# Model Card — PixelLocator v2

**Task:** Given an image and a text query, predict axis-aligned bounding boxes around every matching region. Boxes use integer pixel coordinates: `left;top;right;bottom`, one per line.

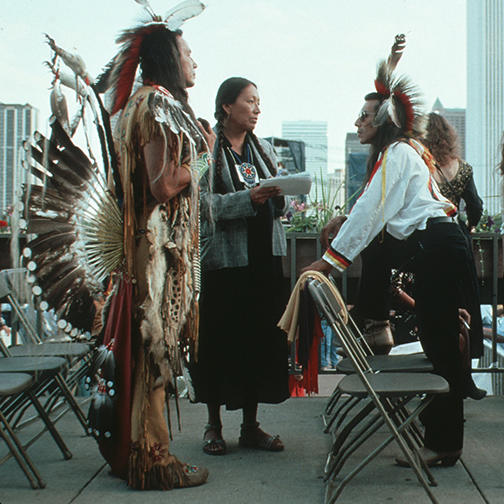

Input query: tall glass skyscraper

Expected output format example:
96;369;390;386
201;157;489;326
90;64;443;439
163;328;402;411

466;0;504;216
0;102;38;214
281;120;328;200
281;120;328;179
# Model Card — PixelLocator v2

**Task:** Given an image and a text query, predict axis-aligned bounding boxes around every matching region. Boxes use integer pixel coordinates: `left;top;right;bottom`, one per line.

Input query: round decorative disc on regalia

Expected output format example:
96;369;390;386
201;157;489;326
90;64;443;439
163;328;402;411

238;162;258;188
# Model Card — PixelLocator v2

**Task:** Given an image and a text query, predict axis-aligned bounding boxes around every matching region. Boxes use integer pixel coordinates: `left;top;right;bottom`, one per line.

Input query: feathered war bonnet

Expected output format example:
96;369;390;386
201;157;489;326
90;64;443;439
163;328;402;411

97;0;205;115
372;59;425;138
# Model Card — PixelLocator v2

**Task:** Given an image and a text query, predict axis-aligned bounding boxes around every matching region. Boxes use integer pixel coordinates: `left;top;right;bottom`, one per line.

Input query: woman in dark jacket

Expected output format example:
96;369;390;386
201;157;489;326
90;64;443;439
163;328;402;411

190;77;290;455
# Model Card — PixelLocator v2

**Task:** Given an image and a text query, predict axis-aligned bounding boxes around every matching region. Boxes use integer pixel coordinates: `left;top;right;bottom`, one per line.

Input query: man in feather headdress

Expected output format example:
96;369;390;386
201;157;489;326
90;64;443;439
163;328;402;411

304;38;479;466
91;0;215;490
319;35;409;355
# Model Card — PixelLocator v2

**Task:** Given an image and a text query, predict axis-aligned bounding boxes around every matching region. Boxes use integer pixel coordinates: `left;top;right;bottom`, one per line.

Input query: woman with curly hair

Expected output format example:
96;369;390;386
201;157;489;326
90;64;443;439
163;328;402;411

425;113;483;232
424;112;485;400
190;77;290;456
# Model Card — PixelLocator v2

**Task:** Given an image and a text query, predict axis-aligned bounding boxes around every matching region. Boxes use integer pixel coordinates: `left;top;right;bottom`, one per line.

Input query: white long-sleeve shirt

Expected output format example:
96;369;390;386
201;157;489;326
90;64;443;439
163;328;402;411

323;139;457;271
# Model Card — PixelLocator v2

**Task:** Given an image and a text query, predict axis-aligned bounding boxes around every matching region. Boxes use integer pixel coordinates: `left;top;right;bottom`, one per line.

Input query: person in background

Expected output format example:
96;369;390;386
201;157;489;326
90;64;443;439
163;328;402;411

0;316;11;348
424;112;485;400
320;320;340;371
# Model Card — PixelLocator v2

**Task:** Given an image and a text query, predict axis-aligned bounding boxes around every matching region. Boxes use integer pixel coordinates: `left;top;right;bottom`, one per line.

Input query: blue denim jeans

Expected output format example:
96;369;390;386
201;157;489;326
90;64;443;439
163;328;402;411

320;319;340;368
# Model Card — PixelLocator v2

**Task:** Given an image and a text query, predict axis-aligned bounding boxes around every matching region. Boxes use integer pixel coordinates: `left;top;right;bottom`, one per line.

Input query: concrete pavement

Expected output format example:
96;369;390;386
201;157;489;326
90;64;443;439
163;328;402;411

1;375;502;504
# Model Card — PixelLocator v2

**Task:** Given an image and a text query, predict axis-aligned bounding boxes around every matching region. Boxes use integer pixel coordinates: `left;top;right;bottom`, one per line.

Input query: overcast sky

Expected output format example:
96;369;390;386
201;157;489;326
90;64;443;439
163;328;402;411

0;0;466;171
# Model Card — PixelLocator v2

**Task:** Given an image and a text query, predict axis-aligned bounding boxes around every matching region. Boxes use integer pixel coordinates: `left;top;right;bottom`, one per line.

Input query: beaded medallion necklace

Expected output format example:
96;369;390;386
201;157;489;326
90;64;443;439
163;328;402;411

227;143;259;188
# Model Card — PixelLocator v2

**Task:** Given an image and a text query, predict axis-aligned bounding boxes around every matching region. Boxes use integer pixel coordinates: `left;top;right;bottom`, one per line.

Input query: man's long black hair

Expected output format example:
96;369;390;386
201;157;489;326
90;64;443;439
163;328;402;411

139;28;188;107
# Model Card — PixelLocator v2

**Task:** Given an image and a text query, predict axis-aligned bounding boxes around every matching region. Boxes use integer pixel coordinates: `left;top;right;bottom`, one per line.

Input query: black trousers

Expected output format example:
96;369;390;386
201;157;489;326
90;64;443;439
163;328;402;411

357;226;483;356
410;221;473;452
358;223;475;451
357;231;408;321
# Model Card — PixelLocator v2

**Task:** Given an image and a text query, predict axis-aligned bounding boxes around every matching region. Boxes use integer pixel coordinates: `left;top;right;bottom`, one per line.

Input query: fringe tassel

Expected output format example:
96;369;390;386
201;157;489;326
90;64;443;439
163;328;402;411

128;447;189;490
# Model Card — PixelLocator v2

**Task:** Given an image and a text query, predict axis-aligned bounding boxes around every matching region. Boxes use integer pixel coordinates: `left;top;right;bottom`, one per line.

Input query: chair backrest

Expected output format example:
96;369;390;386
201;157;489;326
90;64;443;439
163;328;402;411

0;268;67;346
306;277;375;376
0;268;32;302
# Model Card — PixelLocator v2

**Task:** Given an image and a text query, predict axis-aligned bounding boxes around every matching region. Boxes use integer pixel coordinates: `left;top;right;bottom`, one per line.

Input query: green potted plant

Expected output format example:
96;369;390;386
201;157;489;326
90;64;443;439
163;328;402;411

282;171;360;280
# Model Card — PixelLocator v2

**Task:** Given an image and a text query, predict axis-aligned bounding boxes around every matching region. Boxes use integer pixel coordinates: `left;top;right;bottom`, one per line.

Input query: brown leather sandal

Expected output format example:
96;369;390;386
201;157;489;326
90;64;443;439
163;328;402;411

203;424;227;455
239;422;284;452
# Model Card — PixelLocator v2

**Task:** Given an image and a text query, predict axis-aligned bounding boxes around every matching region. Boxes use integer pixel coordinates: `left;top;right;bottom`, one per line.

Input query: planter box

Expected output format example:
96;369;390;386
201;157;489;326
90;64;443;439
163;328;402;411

283;232;362;279
472;233;503;279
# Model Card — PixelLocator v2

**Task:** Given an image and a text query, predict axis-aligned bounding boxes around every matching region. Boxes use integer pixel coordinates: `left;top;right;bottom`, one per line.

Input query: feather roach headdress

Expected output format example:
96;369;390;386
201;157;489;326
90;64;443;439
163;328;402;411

97;0;205;115
372;59;424;136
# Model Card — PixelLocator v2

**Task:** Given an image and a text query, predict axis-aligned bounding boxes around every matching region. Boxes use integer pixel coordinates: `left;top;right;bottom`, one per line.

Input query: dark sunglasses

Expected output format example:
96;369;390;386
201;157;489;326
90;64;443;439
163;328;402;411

357;110;374;122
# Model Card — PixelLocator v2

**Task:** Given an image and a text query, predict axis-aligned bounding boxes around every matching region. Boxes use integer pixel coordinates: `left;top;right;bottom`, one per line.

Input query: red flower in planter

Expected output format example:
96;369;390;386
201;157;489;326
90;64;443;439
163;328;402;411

0;220;8;227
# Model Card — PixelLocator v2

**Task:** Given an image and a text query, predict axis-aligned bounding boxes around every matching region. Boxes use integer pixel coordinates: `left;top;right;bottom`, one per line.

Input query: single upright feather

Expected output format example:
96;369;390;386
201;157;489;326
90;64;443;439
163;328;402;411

134;0;157;19
49;80;70;134
164;0;205;30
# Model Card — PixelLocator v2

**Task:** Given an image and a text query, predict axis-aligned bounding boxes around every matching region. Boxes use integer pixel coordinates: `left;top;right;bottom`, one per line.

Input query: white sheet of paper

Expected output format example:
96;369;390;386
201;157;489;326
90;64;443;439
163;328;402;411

259;174;312;195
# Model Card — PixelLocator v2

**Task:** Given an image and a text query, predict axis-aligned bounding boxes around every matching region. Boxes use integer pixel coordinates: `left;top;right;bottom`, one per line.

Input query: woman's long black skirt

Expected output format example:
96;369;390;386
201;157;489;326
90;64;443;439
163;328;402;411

190;254;290;410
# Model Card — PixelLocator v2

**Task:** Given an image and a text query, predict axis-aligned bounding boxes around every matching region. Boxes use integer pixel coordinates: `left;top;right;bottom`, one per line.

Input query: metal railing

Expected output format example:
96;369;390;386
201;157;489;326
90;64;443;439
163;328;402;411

284;231;504;387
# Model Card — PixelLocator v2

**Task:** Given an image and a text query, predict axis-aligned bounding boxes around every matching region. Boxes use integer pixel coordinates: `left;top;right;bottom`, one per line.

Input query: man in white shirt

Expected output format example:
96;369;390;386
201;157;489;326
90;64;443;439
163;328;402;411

305;62;476;466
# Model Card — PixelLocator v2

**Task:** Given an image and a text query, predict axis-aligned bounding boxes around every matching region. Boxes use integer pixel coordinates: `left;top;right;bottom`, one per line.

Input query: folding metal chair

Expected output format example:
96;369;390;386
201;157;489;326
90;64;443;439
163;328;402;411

0;372;46;489
325;352;433;439
306;276;449;504
0;269;90;433
321;277;433;435
0;355;73;462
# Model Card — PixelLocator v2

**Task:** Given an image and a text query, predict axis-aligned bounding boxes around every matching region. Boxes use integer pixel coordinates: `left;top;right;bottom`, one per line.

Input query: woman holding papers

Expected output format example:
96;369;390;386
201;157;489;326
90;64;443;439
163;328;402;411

190;77;290;456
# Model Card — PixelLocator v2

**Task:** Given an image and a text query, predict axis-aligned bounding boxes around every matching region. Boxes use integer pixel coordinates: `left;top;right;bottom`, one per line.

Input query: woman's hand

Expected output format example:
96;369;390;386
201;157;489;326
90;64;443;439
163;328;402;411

197;118;216;153
250;185;281;205
320;216;347;249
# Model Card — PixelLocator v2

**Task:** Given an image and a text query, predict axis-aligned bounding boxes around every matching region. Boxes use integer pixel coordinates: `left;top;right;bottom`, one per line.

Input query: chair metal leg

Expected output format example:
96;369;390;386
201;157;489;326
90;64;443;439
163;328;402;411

326;429;439;504
26;390;72;460
325;393;440;502
0;409;46;488
325;396;361;434
325;387;343;416
328;409;385;480
54;373;88;434
326;401;376;474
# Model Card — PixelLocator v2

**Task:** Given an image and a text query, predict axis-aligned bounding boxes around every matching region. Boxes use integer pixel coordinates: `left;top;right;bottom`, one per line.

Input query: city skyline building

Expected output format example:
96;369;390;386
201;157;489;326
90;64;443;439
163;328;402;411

281;120;328;177
466;0;504;216
344;132;369;209
265;137;306;175
282;120;328;199
0;102;38;215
